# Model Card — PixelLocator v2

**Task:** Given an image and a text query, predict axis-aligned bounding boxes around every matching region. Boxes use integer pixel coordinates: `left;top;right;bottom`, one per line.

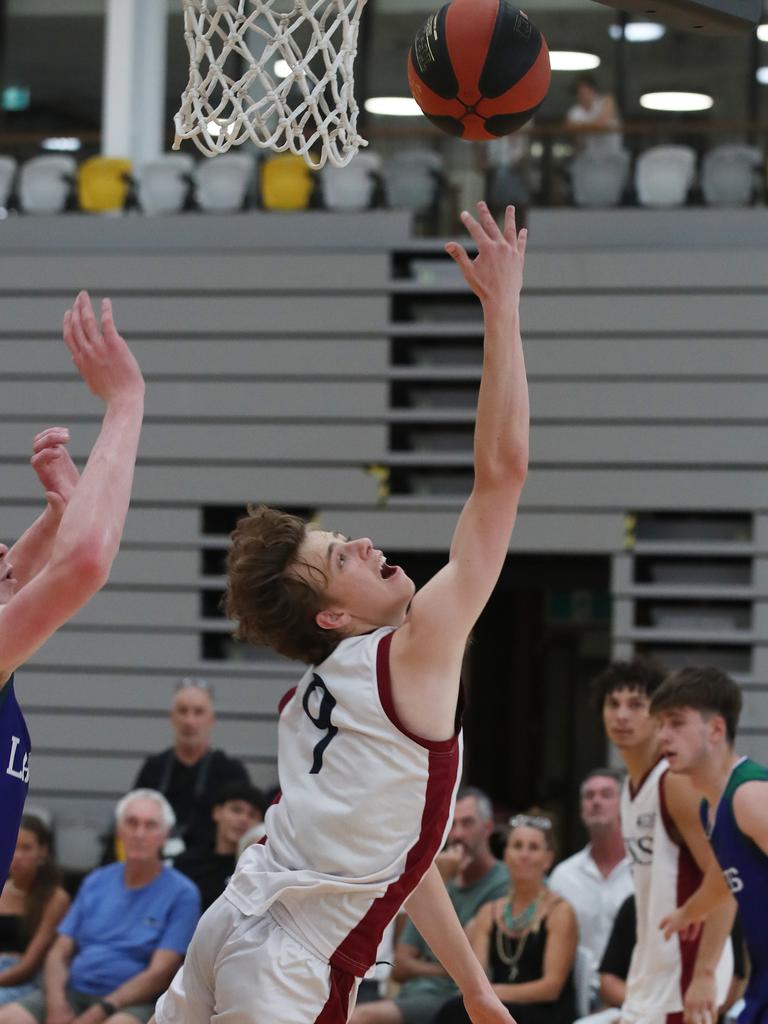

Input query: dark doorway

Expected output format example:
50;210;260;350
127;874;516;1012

394;550;612;857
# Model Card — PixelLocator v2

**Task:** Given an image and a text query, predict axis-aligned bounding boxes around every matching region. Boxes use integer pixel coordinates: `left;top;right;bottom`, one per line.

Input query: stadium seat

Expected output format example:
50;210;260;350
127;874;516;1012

319;152;381;211
635;145;696;208
136;153;195;215
571;148;631;207
486;164;531;211
381;149;444;214
194;153;255;212
260;153;314;210
0;156;17;209
19;155;76;214
701;144;762;207
78;156;132;213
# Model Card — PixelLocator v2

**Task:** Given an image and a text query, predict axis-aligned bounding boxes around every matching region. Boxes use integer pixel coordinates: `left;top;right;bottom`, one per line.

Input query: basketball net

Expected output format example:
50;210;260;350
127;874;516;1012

175;0;369;169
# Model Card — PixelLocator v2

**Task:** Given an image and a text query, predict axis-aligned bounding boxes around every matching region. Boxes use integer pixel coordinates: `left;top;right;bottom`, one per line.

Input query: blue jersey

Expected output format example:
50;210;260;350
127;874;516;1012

703;756;768;1024
0;675;30;887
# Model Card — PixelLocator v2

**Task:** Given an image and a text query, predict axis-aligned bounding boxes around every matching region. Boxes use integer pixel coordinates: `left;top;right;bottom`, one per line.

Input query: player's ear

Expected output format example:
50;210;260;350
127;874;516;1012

315;608;351;631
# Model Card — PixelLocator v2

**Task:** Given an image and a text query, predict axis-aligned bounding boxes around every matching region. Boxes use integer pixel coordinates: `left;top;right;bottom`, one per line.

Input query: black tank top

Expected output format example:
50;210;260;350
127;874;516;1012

0;675;31;888
0;913;25;953
489;913;576;1024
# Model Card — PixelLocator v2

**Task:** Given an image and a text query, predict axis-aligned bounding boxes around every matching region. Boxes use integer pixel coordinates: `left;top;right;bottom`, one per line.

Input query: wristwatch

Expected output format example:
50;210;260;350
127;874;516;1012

98;999;117;1017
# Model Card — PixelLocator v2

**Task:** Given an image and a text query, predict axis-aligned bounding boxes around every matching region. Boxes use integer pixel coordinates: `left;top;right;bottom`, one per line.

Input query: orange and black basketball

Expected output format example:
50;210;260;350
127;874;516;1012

407;0;550;141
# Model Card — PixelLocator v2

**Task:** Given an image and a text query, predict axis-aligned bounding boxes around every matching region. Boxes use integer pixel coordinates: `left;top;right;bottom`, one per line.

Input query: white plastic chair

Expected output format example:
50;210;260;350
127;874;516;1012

635;145;696;208
382;149;443;213
572;149;630;207
194;153;255;212
0;156;17;209
137;153;195;215
19;155;76;214
701;144;761;207
320;152;381;211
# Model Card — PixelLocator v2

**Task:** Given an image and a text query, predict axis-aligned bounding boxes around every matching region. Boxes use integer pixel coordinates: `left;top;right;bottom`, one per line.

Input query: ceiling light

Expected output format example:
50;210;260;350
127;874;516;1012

364;96;422;116
273;59;292;78
608;21;666;41
640;91;713;111
549;51;601;71
757;66;768;83
41;137;81;152
757;23;768;41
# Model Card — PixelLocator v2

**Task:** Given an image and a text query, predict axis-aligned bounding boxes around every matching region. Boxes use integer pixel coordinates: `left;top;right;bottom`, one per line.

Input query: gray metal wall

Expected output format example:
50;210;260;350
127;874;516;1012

1;208;766;839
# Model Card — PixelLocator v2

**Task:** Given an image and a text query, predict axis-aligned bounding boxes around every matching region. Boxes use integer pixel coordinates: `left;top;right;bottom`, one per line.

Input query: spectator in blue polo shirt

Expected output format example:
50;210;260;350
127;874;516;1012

0;789;200;1024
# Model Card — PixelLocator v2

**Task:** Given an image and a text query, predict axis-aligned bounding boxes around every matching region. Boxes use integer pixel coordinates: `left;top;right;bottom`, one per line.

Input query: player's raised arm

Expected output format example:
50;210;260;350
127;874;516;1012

0;291;145;683
390;202;529;739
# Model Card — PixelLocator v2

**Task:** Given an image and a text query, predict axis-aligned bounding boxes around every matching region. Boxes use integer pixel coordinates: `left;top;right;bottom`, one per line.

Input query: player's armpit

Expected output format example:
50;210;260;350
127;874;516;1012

732;780;768;855
663;772;719;875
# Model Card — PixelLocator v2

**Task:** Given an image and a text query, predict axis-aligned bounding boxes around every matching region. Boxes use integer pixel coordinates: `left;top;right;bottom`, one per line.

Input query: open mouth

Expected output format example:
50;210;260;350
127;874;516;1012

379;561;398;580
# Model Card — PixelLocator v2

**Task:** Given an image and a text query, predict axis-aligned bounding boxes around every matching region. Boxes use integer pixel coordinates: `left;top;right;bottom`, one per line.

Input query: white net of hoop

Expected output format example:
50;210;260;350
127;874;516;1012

175;0;369;169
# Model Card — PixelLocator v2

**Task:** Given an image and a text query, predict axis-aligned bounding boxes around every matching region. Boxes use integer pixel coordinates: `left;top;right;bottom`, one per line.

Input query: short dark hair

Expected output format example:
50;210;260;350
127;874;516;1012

213;781;266;816
591;657;667;712
581;766;624;792
650;666;742;744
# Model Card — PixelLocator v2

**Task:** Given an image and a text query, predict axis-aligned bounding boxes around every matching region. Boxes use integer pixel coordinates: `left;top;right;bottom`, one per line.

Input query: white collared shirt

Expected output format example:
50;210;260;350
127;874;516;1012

549;844;633;973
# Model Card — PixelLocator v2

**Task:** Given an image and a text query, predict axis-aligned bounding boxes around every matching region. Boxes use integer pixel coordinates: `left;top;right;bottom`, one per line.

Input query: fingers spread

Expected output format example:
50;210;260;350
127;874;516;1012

459;209;487;248
445;241;473;280
476;200;503;241
503;203;518;242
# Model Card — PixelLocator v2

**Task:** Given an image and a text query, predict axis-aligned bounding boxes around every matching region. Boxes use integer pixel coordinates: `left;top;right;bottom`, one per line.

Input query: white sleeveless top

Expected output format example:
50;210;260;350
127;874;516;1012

225;627;463;976
621;759;733;1019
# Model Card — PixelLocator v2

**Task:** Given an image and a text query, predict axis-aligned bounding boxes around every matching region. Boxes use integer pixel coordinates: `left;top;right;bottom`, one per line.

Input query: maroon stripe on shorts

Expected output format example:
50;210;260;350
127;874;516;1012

314;966;356;1023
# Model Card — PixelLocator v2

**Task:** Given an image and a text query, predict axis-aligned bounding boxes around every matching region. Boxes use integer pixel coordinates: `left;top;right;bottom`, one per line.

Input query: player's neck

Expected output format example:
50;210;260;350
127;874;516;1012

620;736;662;789
123;858;163;889
690;747;741;809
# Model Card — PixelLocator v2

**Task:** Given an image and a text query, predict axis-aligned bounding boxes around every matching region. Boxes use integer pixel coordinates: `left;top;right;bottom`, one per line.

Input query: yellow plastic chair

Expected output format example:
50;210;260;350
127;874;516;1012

260;154;313;210
78;156;132;213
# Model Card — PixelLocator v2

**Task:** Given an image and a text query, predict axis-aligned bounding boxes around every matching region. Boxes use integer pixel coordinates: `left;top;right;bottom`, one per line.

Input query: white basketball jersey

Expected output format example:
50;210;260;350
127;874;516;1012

621;759;733;1021
225;626;463;977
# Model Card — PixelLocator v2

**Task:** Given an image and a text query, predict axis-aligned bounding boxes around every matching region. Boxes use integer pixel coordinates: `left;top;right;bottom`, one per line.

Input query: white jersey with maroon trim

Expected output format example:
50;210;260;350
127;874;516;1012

225;626;462;977
621;758;733;1021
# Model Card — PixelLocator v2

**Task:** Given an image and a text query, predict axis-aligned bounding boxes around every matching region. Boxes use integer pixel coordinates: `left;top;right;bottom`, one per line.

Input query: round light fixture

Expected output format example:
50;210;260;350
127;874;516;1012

608;21;666;41
364;96;422;116
549;51;601;71
757;23;768;41
757;66;768;84
273;59;292;79
640;91;713;112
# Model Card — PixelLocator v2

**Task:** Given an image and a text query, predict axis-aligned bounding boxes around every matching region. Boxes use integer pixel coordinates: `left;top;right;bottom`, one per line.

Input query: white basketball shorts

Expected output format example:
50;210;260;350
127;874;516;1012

155;895;360;1024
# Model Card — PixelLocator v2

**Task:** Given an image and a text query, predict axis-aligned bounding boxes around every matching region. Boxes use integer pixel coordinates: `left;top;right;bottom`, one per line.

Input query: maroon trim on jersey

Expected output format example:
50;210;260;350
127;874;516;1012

328;738;460;976
659;769;703;1001
375;631;458;753
314;966;356;1023
628;756;665;801
278;686;297;715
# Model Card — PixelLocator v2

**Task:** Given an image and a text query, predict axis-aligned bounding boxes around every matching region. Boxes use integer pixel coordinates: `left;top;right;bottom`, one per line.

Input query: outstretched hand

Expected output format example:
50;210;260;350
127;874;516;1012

63;291;144;405
445;202;527;312
30;427;80;518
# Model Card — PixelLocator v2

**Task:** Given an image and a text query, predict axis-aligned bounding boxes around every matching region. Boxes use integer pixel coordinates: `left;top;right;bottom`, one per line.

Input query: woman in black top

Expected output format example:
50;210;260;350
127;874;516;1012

436;812;578;1024
0;816;69;1004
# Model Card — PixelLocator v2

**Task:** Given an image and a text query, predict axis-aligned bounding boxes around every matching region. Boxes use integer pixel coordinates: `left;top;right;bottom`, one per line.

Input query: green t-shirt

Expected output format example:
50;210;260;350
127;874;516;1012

398;860;510;1000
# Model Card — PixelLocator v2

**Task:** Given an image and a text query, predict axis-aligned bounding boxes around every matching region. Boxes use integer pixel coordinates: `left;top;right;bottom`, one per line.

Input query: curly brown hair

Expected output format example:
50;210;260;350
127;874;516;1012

225;505;339;665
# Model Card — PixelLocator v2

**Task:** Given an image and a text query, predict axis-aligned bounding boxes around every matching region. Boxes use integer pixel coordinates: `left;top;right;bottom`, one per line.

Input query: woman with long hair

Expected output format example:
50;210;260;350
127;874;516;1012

0;816;70;1004
436;812;578;1024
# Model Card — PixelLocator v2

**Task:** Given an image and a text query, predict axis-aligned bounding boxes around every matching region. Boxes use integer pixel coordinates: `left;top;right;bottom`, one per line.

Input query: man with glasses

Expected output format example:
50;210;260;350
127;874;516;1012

133;680;250;853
